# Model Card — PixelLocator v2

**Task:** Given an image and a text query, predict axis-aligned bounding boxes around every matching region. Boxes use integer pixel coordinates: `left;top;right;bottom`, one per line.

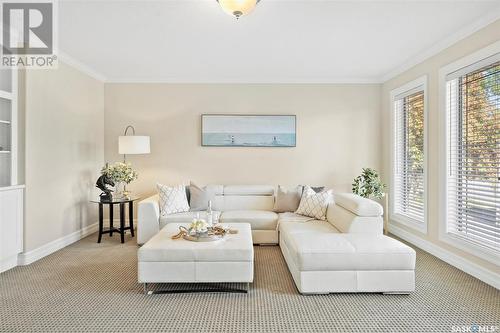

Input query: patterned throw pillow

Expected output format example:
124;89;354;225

299;185;325;194
295;186;333;220
157;183;190;216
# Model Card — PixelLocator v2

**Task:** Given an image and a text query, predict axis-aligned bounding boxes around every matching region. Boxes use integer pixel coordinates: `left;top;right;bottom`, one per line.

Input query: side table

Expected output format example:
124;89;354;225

90;196;141;243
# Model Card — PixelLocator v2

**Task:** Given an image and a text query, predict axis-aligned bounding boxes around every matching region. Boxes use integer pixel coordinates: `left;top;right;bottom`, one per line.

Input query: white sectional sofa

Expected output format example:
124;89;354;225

138;185;384;245
137;185;416;294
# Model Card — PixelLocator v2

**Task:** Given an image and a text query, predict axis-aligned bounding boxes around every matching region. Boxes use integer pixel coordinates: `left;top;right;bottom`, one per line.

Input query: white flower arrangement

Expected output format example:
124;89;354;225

101;162;138;184
189;219;208;233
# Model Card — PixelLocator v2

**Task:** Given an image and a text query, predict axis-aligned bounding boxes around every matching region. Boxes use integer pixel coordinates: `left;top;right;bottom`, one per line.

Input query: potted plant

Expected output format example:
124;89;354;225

352;168;388;234
352;168;385;199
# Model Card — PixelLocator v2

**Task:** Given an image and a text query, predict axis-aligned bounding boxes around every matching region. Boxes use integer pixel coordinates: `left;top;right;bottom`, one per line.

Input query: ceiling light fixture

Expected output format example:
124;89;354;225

217;0;260;19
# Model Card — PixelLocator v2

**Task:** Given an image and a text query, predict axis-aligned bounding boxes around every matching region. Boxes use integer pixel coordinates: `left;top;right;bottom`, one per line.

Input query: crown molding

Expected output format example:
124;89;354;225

380;9;500;83
103;77;382;84
57;51;107;82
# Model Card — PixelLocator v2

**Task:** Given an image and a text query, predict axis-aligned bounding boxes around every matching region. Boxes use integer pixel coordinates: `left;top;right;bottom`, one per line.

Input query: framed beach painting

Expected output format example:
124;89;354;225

201;115;296;147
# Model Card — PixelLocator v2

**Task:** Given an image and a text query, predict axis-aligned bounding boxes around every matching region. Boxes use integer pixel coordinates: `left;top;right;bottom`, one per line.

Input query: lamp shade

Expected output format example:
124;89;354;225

118;136;150;155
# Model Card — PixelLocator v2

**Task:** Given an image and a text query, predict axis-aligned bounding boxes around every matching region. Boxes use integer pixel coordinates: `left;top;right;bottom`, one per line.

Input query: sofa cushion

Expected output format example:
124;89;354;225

277;212;315;233
279;219;339;235
334;193;383;217
219;210;278;230
224;185;275;196
222;196;274;211
273;185;302;213
286;233;416;271
279;220;339;252
278;212;316;224
159;211;221;228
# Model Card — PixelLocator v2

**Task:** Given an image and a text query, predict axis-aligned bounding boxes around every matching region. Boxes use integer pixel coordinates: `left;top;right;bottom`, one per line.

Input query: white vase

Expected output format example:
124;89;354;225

114;181;127;199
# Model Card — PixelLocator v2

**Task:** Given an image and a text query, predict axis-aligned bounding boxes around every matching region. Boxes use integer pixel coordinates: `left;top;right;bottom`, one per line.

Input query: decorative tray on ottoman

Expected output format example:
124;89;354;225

178;225;228;242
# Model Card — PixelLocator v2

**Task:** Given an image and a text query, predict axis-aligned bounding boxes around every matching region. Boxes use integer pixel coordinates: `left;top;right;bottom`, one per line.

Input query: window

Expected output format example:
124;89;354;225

390;76;427;233
443;53;500;258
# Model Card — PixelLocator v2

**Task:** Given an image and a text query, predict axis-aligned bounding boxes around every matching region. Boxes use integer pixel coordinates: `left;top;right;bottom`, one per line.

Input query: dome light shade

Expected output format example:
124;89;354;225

217;0;260;19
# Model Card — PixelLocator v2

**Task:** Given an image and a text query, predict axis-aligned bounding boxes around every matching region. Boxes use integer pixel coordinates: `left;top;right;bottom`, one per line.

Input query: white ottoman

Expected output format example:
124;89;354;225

138;223;254;293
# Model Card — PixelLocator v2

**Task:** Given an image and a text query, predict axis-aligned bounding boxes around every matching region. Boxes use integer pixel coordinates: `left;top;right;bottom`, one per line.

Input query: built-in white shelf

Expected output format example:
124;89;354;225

0;68;22;273
0;186;24;272
0;66;16;188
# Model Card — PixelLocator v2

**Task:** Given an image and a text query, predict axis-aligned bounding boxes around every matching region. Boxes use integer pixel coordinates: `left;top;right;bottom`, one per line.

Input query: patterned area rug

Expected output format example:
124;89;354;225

1;234;498;333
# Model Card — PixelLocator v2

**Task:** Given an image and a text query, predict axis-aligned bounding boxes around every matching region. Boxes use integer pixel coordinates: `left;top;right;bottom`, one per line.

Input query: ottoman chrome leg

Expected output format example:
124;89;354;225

143;283;147;294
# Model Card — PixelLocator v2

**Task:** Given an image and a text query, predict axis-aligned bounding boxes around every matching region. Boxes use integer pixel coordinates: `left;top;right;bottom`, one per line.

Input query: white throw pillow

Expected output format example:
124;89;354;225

295;186;333;220
157;183;190;216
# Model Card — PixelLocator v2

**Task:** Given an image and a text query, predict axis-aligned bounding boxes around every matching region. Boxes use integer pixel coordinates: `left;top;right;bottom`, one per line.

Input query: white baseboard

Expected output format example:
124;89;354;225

18;223;99;266
16;219;137;266
389;223;499;290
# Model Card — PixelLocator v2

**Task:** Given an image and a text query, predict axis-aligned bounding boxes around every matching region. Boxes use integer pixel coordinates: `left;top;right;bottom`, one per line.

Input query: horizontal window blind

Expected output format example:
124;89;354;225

446;59;500;252
394;89;425;223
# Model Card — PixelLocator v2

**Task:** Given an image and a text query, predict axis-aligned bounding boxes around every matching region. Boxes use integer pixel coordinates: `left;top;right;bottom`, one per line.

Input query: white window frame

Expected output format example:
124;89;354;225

438;41;500;265
389;75;428;234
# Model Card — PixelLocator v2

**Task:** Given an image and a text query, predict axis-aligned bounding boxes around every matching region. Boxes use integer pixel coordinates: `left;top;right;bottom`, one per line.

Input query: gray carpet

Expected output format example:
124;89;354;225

1;233;498;333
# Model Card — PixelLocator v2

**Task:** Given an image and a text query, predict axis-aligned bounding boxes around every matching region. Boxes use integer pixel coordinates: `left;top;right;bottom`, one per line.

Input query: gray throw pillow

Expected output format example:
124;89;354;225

273;185;303;213
189;182;215;211
299;185;325;194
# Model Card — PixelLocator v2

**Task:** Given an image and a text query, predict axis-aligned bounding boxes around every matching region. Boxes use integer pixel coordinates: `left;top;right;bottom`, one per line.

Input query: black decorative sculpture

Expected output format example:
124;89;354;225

96;174;115;202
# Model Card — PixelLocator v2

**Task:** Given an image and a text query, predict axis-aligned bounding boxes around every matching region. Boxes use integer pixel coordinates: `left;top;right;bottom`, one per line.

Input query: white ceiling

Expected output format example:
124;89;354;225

58;0;500;83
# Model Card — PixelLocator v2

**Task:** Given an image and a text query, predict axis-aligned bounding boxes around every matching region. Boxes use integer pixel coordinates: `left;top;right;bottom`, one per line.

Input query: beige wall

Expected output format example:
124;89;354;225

381;20;500;274
104;84;382;197
24;62;104;251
